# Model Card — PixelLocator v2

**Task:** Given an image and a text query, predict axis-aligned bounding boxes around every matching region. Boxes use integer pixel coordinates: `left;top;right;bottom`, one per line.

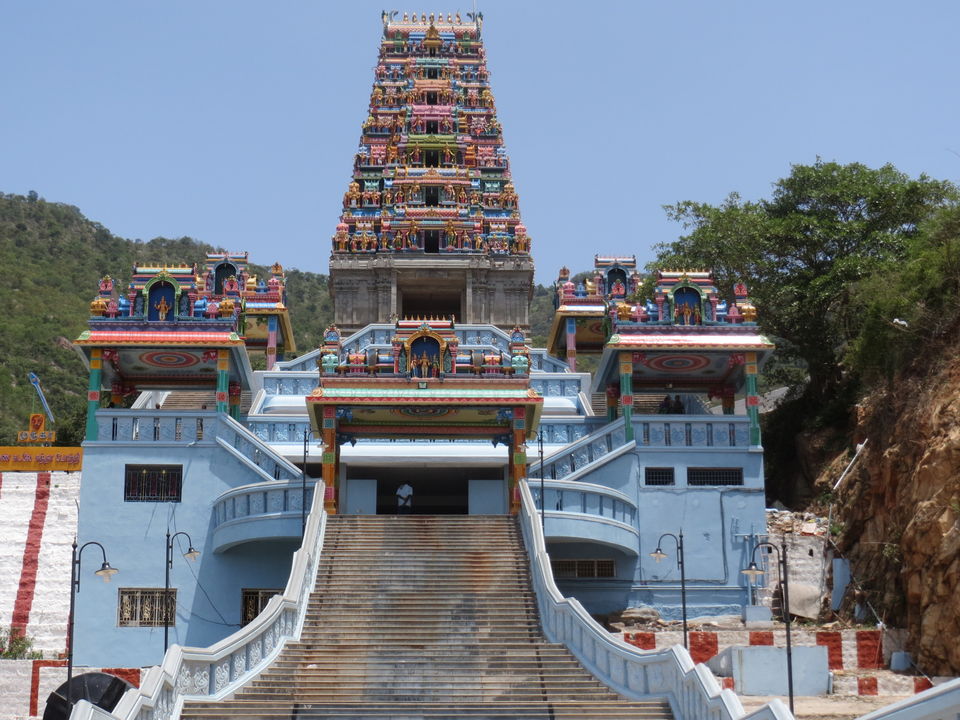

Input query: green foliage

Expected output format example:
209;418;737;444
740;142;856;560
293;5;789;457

0;627;41;659
656;160;957;403
0;192;333;440
528;283;556;348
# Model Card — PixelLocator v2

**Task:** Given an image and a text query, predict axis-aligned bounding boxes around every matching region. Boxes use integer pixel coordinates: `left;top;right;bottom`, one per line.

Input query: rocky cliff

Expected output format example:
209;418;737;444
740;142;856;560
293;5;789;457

829;342;960;675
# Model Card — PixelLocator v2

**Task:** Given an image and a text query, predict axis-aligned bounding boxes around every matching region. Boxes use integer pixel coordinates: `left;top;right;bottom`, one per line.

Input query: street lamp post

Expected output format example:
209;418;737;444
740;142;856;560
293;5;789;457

742;540;793;714
649;532;688;649
164;531;200;653
67;539;118;706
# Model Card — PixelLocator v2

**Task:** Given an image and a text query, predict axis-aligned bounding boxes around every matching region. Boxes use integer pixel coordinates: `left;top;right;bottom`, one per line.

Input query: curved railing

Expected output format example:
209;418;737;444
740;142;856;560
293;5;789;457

212;478;317;552
530;480;638;554
71;473;328;720
517;481;793;720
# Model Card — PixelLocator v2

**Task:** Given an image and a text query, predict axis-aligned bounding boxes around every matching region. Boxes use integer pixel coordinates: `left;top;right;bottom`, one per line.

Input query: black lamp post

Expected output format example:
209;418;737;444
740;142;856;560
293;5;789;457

649;532;688;649
164;531;200;652
538;430;545;533
67;539;118;705
743;540;793;714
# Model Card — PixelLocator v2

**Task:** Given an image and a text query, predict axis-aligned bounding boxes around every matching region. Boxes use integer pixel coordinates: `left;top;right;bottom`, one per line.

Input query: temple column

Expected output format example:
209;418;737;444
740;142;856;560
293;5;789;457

228;382;242;421
85;348;102;441
745;352;761;445
216;348;230;414
565;318;577;371
321;406;338;514
619;352;634;442
509;406;526;514
265;315;279;370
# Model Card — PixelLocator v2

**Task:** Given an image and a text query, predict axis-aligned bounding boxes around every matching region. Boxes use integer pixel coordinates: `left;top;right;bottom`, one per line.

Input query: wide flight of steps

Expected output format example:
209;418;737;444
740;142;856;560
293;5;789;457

182;515;673;719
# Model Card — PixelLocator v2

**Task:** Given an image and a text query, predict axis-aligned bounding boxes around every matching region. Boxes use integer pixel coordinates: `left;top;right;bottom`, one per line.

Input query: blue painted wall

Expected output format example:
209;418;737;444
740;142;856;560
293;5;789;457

74;440;297;667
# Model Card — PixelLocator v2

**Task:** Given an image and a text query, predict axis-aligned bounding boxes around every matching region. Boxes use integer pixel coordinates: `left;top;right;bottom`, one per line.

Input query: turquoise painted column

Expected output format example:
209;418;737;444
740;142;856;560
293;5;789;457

84;348;102;441
745;352;761;445
266;315;279;370
619;352;634;442
565;317;577;371
216;348;230;414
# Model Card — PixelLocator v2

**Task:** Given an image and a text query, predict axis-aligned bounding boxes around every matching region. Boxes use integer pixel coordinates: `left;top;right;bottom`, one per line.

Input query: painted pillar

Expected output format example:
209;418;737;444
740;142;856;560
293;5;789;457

619;352;634;442
216;348;230;414
745;352;761;445
565;317;577;372
85;348;102;441
228;382;242;421
509;406;527;515
265;315;279;370
321;406;338;514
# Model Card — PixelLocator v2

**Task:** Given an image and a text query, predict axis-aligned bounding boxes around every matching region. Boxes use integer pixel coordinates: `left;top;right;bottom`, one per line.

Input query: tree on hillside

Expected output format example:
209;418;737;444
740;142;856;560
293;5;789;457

656;160;957;403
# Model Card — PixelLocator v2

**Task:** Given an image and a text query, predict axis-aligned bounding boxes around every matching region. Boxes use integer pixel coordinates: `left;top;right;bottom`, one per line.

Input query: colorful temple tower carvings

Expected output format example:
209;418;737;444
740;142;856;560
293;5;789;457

329;12;534;332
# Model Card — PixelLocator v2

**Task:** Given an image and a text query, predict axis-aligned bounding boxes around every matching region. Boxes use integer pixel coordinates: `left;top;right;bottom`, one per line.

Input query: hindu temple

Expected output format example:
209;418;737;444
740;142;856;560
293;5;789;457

63;12;785;720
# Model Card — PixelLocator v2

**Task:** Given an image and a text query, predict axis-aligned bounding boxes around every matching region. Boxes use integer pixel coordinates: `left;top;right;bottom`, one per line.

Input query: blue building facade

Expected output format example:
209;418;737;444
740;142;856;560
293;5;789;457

70;14;773;670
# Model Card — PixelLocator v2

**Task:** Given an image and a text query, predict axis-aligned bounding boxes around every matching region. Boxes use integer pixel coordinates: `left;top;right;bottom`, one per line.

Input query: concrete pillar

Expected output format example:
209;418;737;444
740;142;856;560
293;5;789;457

509;406;527;515
619;352;634;442
85;348;102;441
265;315;278;370
565;317;577;371
321;406;338;514
745;352;761;445
216;348;230;414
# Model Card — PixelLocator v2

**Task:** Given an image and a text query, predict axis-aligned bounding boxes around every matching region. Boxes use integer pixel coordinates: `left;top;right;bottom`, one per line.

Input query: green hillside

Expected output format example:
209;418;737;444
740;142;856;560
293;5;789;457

0;192;334;444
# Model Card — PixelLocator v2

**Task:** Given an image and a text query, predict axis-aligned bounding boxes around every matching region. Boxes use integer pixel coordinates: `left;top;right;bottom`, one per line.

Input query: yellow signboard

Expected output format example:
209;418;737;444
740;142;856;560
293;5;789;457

16;414;57;443
0;447;83;472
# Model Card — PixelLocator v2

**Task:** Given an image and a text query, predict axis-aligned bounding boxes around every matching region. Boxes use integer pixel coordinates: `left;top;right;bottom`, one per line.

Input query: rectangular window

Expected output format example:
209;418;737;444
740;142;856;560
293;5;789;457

242;588;283;626
687;468;744;486
550;559;616;579
118;588;176;627
645;467;675;486
124;465;182;502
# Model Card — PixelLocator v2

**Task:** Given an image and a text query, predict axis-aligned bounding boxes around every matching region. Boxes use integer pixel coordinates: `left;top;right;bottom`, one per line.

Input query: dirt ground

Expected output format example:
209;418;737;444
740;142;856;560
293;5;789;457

739;694;911;719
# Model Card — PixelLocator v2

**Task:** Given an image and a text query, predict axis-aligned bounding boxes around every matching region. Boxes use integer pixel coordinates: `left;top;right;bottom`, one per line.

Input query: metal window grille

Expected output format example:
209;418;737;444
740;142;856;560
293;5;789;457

642;423;650;445
645;467;675;486
687;467;744;486
175;417;183;441
550;559;616;579
118;588;176;627
242;588;283;626
124;465;183;502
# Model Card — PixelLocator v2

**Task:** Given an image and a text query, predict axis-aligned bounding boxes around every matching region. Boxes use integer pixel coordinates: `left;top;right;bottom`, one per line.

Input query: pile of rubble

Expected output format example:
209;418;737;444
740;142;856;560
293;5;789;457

766;507;830;537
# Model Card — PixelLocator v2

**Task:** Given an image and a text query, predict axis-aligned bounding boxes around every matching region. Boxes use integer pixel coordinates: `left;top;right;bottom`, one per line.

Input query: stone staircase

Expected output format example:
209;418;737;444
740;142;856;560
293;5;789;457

181;515;673;719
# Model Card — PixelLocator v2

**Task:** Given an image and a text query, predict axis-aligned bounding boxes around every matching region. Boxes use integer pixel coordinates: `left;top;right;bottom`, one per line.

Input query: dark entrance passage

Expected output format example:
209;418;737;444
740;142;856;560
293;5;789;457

348;465;502;514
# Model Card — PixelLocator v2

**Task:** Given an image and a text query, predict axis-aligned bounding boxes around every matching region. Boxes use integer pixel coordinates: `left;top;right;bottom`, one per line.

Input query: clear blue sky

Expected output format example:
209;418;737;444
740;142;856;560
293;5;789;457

3;1;958;283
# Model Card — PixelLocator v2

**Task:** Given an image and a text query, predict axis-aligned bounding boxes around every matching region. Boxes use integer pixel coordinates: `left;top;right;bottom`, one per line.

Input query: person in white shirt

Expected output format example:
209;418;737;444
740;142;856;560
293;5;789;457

396;482;413;514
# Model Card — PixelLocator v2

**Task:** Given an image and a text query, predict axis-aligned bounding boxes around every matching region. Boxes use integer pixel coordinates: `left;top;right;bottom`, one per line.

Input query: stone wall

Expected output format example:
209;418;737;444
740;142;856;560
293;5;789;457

0;471;79;656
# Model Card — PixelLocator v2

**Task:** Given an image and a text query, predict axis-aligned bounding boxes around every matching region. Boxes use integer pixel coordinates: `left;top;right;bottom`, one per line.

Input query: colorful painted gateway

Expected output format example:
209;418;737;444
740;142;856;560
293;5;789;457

69;13;773;697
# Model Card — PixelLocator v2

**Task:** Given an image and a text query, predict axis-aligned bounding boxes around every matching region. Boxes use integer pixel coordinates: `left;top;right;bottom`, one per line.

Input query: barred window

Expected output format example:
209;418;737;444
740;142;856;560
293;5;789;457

242;588;283;626
687;467;744;486
118;588;176;627
124;465;182;502
644;467;675;486
551;559;616;579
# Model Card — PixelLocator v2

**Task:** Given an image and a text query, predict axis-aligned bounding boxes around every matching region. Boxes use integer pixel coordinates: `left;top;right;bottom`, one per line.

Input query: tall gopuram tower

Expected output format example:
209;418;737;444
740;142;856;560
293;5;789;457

329;11;534;333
